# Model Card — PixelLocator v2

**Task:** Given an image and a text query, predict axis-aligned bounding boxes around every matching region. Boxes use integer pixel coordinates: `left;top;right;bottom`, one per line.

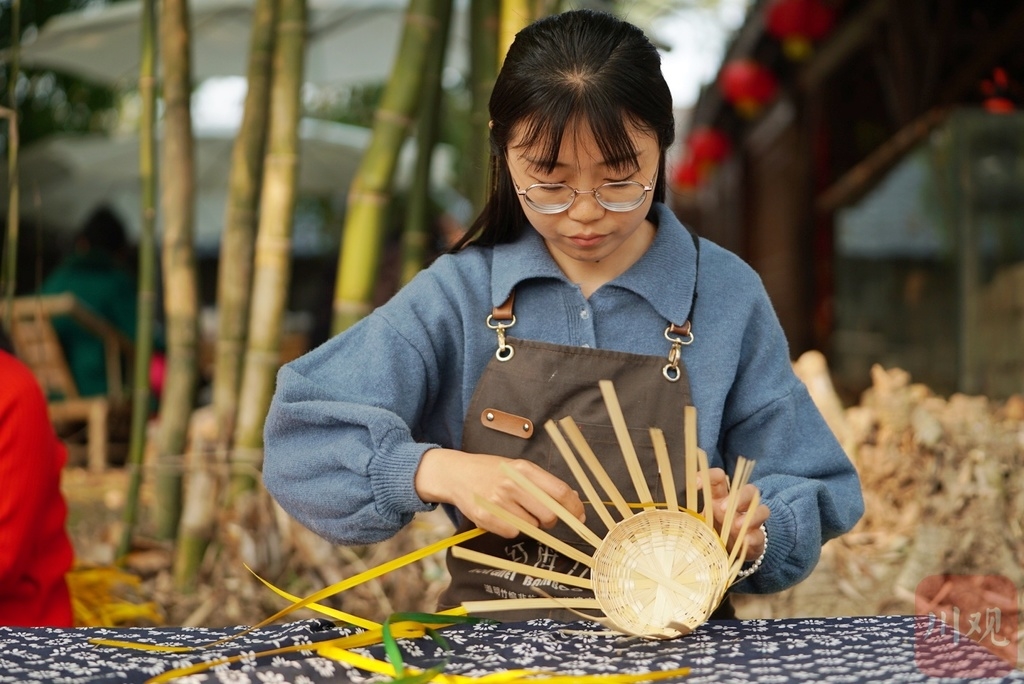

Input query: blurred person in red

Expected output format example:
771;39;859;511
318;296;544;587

0;327;75;627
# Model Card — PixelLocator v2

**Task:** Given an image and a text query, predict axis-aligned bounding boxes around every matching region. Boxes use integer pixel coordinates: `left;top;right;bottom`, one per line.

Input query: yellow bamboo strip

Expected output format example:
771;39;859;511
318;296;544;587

558;417;633;520
499;463;604;548
544;420;617;533
462;597;602;614
246;566;379;630
697;448;714;527
726;489;761;571
451;546;593;590
684;406;699;514
473;496;594;567
718;457;754;549
599;380;653;504
649;428;677;512
200;528;486;648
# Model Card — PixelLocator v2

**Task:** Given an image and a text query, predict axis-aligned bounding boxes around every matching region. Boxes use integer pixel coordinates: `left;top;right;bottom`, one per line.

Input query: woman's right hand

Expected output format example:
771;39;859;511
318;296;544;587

415;448;585;538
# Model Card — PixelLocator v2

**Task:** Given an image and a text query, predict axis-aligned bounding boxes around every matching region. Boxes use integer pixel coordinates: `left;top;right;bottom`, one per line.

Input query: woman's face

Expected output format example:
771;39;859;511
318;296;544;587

505;119;660;290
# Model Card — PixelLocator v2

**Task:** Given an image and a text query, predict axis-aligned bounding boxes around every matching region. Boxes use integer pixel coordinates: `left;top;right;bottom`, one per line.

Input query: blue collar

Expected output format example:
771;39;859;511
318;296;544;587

490;203;699;327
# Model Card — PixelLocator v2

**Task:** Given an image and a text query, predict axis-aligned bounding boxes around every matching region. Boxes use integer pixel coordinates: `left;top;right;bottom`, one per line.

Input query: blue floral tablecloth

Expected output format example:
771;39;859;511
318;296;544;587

1;614;1020;683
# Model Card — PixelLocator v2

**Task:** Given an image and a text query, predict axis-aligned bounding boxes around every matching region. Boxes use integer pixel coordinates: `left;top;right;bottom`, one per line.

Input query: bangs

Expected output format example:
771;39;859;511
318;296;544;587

509;94;653;175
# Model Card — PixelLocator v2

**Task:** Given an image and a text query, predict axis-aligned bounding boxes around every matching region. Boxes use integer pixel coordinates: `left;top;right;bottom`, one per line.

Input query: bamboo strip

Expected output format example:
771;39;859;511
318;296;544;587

544;420;617;533
718;457;754;549
649;428;677;512
558;417;633;520
473;496;594;567
499;463;604;548
451;546;593;590
725;537;751;589
684;406;699;514
599;380;653;504
726;489;760;570
697;448;714;527
462;597;602;614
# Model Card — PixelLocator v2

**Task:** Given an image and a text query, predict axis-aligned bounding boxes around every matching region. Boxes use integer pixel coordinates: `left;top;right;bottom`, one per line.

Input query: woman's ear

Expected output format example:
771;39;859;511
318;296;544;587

488;120;494;130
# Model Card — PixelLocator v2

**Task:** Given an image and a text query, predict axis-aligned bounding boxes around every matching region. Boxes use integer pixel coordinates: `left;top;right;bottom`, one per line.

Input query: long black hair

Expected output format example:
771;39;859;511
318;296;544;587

453;9;675;250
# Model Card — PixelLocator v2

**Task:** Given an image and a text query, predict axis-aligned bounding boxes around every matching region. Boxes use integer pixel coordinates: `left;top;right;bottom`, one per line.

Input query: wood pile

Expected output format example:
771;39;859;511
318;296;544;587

736;352;1024;626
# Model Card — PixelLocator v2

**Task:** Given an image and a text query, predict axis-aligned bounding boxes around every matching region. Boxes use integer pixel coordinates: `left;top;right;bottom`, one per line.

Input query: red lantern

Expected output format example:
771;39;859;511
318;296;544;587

672;127;732;192
765;0;835;61
671;156;702;192
719;60;778;118
687;127;732;166
980;67;1016;114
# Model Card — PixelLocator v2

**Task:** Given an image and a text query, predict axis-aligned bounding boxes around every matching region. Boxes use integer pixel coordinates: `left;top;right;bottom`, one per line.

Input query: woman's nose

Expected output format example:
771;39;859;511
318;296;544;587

566;189;605;221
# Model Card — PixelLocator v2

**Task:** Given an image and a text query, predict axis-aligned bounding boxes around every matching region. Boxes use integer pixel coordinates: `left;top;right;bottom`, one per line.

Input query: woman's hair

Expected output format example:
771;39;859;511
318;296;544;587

453;9;675;250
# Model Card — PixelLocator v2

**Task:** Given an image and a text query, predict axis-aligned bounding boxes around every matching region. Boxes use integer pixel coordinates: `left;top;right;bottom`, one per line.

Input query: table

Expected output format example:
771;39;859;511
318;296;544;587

1;614;1020;683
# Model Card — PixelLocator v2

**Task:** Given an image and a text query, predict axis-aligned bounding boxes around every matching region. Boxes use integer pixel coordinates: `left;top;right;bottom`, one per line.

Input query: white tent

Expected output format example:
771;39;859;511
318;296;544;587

9;0;467;89
4;117;453;254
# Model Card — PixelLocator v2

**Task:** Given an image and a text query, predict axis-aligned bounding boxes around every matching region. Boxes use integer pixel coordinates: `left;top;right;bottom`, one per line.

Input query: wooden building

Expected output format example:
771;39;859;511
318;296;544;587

674;0;1024;401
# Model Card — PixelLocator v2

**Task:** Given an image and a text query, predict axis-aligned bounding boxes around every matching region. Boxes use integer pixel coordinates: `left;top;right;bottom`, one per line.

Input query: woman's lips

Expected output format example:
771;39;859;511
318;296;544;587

568;234;606;248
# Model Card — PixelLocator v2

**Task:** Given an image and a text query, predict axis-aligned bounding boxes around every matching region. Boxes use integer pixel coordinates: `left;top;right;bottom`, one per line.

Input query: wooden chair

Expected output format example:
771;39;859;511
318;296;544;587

0;294;133;472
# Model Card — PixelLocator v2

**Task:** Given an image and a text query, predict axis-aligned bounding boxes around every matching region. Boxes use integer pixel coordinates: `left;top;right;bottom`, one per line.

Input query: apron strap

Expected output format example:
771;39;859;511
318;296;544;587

491;291;515;321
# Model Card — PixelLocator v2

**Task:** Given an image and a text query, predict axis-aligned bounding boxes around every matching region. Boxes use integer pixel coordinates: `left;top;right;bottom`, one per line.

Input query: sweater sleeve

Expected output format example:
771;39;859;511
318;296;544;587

717;280;864;594
262;282;461;545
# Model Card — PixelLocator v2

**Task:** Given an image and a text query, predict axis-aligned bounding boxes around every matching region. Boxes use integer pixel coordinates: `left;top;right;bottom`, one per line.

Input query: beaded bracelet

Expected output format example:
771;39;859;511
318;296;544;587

735;523;767;581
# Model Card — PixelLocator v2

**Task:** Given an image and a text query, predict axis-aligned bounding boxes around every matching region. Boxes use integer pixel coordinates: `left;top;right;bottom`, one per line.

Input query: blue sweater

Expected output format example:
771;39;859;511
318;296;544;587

263;203;864;594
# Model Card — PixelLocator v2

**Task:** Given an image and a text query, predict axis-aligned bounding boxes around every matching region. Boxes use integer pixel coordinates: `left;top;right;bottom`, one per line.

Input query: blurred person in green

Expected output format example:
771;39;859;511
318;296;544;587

40;206;137;398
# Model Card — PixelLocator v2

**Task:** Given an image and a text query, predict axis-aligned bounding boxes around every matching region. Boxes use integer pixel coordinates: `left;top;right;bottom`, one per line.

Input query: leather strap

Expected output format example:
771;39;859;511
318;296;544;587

492;291;515;321
669;320;692;337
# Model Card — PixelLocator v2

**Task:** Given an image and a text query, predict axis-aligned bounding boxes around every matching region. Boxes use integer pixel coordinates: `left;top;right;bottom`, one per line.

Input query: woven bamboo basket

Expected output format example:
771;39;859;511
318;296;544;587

457;379;758;639
591;508;730;638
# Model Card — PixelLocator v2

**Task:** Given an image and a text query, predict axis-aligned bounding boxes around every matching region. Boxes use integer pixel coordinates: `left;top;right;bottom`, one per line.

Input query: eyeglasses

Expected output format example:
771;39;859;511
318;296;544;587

513;174;655;214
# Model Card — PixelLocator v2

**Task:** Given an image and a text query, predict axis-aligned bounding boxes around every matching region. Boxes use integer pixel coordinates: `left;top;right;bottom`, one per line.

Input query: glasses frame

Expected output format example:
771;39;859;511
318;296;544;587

512;173;656;215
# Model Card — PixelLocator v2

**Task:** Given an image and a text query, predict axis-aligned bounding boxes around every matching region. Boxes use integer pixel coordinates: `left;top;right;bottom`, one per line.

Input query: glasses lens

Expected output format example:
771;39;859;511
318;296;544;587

594;181;648;212
523;184;575;214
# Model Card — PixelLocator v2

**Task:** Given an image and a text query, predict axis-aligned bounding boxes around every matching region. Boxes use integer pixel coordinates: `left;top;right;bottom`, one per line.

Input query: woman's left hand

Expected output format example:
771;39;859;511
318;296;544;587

701;467;770;561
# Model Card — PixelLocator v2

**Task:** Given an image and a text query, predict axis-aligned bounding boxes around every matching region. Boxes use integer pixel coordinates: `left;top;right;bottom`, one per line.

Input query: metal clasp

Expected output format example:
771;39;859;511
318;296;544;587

486;313;516;361
662;322;693;382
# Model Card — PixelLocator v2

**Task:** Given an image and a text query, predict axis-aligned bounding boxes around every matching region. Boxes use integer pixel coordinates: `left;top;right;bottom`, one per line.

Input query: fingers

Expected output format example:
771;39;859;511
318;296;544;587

699;467;771;556
417;449;584;539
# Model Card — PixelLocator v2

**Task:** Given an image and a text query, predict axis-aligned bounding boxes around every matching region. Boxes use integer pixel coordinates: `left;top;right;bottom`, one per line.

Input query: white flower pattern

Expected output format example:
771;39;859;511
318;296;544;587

0;615;1020;683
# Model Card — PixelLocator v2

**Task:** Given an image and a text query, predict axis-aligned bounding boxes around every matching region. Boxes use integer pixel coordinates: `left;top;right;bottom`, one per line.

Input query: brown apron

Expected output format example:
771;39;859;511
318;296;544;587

436;290;732;622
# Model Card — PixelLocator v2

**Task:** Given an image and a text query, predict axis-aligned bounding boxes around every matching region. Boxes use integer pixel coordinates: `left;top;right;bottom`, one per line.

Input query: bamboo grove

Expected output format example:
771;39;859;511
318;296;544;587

0;0;646;593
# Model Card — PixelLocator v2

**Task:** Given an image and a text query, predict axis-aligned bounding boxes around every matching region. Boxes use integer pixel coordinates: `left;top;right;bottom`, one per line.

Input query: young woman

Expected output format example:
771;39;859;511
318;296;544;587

263;9;863;621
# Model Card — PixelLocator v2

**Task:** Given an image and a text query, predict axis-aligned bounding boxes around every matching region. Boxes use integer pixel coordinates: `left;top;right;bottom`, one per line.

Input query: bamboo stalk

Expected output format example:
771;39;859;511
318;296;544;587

464;0;498;215
332;0;443;334
544;420;616;532
212;0;276;451
231;0;306;495
117;0;159;562
400;0;452;285
153;0;199;540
